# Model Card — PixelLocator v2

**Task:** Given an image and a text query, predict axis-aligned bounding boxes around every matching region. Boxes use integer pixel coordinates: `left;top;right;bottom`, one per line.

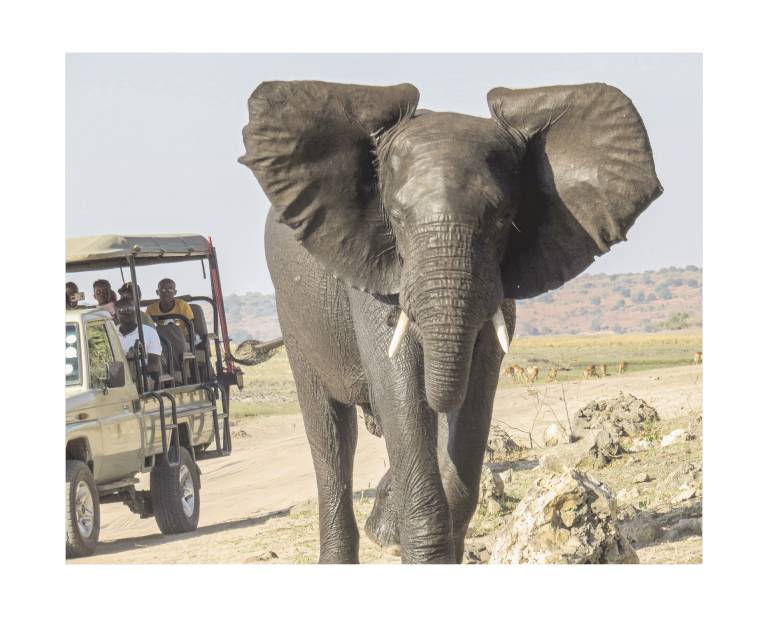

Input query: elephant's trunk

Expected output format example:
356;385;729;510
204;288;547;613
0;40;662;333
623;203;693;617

420;319;477;414
402;220;503;414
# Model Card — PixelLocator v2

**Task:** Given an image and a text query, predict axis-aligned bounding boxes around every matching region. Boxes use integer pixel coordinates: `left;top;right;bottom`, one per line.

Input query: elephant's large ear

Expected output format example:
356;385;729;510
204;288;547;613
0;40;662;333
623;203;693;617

488;83;663;299
239;80;420;294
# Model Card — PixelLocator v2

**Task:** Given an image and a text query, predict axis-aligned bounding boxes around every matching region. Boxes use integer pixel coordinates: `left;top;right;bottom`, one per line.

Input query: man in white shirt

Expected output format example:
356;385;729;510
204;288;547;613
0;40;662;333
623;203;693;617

115;298;162;387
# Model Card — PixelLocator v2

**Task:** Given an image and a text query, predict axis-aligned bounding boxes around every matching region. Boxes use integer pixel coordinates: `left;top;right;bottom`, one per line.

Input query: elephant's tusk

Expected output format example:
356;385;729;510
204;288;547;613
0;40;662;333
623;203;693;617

388;311;410;358
492;307;510;354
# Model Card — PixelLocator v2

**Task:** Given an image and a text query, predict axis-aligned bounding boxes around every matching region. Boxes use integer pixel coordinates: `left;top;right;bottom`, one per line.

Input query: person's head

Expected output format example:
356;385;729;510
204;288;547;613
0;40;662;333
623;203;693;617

93;279;112;305
118;281;142;303
115;298;138;330
66;282;79;308
156;278;177;305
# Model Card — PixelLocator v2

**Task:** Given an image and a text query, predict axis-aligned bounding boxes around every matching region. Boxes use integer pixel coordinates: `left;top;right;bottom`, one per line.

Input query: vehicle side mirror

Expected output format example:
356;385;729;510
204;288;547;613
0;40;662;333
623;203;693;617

106;361;125;388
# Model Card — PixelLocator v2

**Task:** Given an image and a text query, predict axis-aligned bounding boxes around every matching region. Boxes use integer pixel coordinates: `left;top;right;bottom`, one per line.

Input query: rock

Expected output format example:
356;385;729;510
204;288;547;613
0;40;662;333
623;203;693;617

589;429;622;468
245;550;278;562
615;502;639;522
620;510;703;549
486;498;504;515
479;465;505;503
664;517;702;541
673;486;698;504
633;472;651;484
661;428;693;447
485;425;523;462
621;515;663;547
465;544;490;564
658;462;702;503
538;453;568;474
490;468;638;564
625;438;652;453
616;487;641;508
573;393;660;438
544;423;572;447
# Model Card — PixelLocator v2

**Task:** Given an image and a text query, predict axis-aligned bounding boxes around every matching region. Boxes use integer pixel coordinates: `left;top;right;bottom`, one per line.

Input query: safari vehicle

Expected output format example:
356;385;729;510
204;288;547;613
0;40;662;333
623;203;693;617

65;234;243;558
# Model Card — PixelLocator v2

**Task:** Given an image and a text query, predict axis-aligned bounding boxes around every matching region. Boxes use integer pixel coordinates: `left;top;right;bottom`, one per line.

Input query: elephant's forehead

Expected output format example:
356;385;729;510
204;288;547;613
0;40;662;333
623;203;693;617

391;112;507;157
384;112;521;208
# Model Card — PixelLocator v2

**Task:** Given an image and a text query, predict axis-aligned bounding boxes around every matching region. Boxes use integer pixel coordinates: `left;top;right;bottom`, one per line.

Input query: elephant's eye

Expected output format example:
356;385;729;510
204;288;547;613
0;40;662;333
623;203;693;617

388;208;404;225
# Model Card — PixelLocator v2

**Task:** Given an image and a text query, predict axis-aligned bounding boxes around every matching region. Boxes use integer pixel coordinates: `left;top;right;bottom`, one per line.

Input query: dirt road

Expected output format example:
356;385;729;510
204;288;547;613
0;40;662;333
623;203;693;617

72;365;701;564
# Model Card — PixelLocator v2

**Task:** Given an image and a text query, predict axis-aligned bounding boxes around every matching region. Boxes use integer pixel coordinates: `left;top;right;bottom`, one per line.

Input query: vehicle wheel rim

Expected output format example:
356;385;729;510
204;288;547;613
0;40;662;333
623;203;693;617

179;464;195;518
75;480;95;538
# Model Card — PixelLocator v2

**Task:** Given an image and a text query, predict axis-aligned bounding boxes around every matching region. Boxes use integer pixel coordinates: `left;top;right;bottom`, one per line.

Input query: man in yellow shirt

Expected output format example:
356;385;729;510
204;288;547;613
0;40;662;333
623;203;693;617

146;278;197;345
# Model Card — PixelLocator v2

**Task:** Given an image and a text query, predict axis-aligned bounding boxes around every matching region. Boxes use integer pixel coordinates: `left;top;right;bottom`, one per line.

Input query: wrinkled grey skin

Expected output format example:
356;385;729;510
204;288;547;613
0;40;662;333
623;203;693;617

240;81;661;563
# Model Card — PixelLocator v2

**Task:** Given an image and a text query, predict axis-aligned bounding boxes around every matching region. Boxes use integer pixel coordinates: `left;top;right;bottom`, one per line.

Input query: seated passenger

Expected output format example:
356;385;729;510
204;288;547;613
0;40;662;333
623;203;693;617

147;278;198;345
115;298;162;387
118;282;156;329
66;282;80;309
93;279;116;317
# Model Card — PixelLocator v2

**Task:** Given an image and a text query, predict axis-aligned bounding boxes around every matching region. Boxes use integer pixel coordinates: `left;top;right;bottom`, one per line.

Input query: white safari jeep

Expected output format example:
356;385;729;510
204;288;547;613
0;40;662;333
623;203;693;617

65;235;243;558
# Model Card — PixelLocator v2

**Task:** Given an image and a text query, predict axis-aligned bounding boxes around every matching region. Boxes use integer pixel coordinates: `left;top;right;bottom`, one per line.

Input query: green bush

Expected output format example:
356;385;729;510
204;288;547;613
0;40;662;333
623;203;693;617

657;312;690;331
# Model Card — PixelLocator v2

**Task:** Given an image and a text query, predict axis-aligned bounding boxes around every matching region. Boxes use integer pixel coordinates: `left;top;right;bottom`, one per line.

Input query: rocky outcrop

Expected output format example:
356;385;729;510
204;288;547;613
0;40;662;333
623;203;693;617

479;465;505;515
574;392;659;438
485;425;523;462
490;467;638;564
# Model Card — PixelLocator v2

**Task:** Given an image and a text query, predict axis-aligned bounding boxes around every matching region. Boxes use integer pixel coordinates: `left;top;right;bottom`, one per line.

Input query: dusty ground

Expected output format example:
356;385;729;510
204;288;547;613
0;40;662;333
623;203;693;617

72;364;702;564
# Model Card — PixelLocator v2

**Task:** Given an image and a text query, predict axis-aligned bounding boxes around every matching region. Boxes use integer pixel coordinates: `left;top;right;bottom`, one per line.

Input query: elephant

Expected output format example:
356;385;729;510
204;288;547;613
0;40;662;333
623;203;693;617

239;80;662;563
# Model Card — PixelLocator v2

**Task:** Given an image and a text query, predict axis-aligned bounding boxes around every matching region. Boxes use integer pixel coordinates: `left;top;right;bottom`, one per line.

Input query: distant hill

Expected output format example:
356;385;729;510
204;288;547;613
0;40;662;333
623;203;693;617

222;292;280;342
222;266;702;342
514;266;701;337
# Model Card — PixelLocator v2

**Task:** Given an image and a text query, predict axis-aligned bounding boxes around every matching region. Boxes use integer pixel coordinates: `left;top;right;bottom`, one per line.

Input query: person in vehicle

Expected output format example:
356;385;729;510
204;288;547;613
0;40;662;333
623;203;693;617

118;282;156;329
115;298;162;386
93;279;116;317
147;278;197;344
66;282;80;309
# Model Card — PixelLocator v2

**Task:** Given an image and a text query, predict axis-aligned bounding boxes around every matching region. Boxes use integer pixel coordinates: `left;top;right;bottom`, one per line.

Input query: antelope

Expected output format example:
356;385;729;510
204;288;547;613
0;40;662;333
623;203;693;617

693;351;702;365
547;368;559;383
583;365;597;379
513;365;526;382
526;366;540;383
618;360;627;374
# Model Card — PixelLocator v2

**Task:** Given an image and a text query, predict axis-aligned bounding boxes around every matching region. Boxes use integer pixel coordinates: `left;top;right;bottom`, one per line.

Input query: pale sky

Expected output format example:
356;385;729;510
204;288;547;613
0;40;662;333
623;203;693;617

66;53;701;297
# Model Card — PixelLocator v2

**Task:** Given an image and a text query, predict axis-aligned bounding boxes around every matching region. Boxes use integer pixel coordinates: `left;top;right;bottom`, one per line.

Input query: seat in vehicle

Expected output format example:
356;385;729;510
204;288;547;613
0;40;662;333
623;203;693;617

155;323;196;384
188;302;213;381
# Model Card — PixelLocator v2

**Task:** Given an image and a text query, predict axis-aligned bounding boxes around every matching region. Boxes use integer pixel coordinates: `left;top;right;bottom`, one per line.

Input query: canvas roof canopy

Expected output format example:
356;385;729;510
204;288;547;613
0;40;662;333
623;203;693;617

66;234;211;272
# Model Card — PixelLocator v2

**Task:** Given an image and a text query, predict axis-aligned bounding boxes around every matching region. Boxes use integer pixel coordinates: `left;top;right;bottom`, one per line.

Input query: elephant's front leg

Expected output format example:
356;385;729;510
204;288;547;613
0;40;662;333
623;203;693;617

438;300;514;562
290;354;359;563
386;398;456;563
348;290;455;564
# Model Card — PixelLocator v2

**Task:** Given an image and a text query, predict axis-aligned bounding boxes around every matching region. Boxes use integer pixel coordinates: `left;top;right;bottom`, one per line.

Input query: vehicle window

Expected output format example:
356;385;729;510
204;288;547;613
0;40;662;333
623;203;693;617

65;324;81;385
86;322;115;388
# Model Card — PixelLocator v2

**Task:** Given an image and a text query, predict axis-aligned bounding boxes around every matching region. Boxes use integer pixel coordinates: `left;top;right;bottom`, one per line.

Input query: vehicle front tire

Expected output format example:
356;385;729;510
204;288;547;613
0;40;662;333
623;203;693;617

66;460;100;558
151;447;200;534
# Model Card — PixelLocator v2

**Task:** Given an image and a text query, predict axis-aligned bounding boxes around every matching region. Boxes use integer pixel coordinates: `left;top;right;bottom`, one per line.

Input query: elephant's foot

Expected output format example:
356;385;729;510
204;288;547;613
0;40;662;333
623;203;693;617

318;550;360;564
364;471;400;549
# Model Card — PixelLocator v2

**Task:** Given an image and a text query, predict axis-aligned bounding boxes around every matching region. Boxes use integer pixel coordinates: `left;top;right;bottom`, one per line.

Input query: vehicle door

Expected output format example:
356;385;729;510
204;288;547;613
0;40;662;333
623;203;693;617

84;319;142;482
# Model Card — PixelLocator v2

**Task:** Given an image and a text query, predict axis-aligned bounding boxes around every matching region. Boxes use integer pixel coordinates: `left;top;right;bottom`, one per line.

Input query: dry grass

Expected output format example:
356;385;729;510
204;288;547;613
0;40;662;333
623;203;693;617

231;331;702;417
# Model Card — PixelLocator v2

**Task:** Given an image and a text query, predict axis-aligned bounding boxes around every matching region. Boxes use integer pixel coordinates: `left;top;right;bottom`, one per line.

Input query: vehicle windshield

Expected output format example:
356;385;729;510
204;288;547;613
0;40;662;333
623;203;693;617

65;324;81;385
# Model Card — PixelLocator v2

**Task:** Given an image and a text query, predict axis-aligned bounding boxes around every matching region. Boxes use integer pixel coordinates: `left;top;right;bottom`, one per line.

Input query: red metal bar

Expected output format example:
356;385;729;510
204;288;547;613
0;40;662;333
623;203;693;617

208;237;235;375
